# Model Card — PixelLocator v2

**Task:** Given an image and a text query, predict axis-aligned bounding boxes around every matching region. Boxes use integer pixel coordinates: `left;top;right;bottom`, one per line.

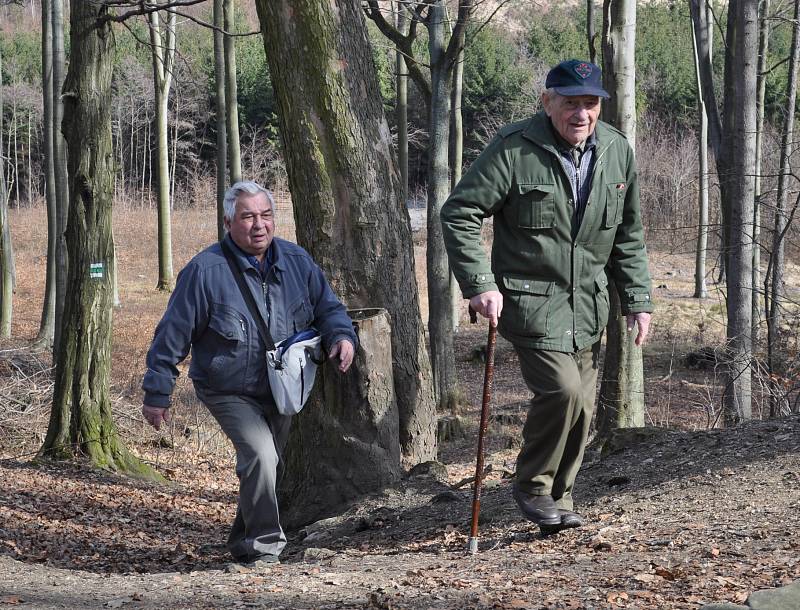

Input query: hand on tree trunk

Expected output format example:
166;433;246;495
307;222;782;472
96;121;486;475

626;312;652;347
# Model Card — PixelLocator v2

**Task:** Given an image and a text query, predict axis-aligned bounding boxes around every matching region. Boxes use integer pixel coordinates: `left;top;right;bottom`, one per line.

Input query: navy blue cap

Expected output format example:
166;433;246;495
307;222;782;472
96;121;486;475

545;59;610;99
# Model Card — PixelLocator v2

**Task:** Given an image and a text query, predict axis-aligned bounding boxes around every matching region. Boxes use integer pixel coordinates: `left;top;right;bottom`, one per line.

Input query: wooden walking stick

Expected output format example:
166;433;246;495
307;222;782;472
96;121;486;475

467;306;498;555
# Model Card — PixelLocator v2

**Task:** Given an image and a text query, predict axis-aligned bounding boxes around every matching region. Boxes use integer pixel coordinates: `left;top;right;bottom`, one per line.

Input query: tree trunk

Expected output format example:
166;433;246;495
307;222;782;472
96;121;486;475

587;0;597;63
723;0;758;426
214;0;227;240
148;5;176;292
597;0;644;435
449;44;464;332
0;46;12;338
38;0;57;344
752;0;771;342
691;12;709;299
256;0;437;478
53;0;68;359
39;0;161;480
279;309;402;528
395;3;408;206
767;0;800;418
223;0;241;184
426;0;459;411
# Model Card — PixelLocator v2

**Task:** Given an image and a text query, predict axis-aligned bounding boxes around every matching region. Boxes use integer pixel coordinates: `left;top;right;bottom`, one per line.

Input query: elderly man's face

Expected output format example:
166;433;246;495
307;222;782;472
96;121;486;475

542;92;601;146
224;192;275;260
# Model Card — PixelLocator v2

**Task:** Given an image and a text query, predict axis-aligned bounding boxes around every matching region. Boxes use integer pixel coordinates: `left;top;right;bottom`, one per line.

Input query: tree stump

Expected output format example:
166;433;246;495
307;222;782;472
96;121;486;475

279;308;401;529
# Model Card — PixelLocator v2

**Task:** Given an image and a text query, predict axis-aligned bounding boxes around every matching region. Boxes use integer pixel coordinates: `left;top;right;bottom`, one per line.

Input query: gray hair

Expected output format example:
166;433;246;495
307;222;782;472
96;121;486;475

223;181;275;221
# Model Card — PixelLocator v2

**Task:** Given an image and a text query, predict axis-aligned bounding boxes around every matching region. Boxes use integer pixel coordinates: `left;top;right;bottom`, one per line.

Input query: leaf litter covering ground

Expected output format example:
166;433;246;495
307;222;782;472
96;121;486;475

1;328;799;609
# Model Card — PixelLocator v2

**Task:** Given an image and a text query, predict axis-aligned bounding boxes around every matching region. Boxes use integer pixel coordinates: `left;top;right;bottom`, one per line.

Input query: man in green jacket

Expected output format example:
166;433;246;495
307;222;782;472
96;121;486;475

441;59;654;532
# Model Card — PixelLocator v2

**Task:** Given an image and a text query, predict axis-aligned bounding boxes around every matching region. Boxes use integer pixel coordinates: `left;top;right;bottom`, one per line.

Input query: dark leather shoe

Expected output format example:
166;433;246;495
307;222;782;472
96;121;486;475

512;486;561;525
559;510;584;529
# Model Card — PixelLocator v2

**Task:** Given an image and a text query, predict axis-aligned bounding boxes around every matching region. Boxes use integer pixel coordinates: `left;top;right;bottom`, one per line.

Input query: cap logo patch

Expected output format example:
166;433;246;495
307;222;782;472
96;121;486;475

574;62;592;79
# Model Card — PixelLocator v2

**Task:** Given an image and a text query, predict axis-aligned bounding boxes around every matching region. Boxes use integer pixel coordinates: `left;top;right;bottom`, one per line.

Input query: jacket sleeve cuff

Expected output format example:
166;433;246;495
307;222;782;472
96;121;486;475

326;333;357;352
143;392;171;409
460;273;498;299
620;290;654;315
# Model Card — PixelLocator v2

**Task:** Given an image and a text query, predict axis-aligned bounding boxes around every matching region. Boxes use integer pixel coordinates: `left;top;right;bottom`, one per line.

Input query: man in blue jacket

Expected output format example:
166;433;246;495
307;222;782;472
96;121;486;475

142;181;357;566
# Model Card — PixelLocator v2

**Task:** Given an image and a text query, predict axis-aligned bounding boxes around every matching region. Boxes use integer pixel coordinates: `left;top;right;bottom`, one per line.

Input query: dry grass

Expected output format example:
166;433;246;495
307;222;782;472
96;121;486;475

3;201;799;459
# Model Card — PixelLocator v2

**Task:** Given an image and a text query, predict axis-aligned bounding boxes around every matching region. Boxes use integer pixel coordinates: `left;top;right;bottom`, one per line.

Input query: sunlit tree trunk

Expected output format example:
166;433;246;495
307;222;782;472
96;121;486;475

752;0;771;342
691;12;709;299
0;46;12;338
214;0;227;240
596;0;643;436
148;3;176;291
723;0;758;426
587;0;597;63
394;2;408;205
364;0;473;411
40;0;160;479
767;0;800;418
449;36;464;332
38;0;57;345
223;0;241;183
256;0;437;477
53;0;68;359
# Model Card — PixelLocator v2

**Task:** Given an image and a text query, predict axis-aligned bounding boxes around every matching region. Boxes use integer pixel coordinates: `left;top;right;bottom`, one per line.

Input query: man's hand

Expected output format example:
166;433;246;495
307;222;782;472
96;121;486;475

626;312;652;347
469;290;503;327
329;339;355;373
142;404;171;430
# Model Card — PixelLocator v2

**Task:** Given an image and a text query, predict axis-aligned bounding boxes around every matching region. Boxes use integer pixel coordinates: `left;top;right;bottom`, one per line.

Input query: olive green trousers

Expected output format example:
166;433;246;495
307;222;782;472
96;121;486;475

513;341;601;511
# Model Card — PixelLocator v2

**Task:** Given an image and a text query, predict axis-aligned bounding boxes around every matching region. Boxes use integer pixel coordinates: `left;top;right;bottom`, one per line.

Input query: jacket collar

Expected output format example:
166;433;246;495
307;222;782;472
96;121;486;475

522;111;616;155
223;234;286;278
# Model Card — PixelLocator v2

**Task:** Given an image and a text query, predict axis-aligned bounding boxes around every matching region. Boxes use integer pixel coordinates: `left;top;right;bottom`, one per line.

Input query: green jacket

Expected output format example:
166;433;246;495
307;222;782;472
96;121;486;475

441;112;654;352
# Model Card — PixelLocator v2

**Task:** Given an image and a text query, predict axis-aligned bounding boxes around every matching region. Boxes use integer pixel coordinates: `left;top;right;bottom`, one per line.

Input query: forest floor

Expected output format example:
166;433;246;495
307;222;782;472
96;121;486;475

1;205;799;609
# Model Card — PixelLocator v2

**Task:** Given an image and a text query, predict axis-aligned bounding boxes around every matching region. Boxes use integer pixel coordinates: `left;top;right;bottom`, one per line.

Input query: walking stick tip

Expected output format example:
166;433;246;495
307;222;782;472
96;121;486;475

468;537;479;554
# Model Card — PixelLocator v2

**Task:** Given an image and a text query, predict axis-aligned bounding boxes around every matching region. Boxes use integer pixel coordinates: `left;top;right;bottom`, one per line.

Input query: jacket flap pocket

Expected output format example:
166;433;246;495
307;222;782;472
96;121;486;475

518;183;555;196
595;272;609;290
503;275;554;295
208;308;246;341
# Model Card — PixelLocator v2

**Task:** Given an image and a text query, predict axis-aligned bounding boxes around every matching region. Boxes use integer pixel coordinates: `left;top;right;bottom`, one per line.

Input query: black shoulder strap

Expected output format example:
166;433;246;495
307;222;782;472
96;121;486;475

220;240;276;351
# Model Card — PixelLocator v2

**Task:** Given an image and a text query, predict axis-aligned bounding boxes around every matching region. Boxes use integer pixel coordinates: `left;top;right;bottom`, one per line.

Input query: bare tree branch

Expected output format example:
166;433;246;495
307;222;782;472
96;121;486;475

364;0;432;100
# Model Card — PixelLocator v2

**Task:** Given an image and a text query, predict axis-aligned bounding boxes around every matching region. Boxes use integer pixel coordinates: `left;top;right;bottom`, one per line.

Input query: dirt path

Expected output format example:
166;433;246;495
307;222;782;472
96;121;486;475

2;412;798;610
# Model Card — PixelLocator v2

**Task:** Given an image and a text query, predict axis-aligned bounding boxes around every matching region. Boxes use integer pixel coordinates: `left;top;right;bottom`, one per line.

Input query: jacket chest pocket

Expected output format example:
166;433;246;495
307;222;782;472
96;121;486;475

208;307;247;342
516;183;556;229
604;182;626;228
201;305;249;389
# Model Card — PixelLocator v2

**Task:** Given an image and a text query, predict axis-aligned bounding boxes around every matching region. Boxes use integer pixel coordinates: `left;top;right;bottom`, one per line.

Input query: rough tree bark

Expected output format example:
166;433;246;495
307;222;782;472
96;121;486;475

596;0;644;436
723;0;758;426
255;0;437;492
214;0;227;240
148;3;177;291
279;309;402;528
39;0;160;479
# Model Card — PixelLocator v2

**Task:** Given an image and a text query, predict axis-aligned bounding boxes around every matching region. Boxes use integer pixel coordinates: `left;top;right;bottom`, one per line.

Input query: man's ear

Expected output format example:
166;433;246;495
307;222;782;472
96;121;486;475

541;91;552;116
